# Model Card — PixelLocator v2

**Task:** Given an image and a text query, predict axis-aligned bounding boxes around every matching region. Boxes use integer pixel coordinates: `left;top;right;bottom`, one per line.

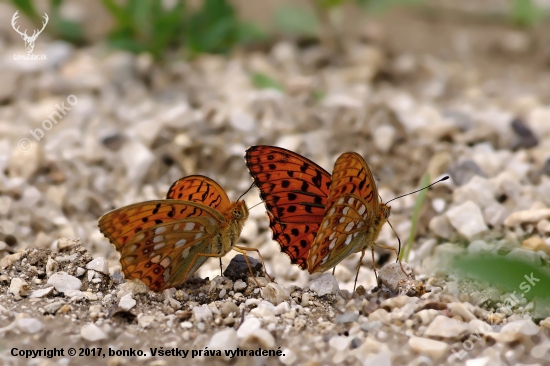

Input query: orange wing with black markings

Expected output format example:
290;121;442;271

245;145;332;269
166;175;231;213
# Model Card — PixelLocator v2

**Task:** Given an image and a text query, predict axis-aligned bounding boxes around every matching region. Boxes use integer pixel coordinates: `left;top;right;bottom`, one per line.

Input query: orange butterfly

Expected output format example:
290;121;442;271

307;152;406;286
99;175;268;291
246;146;405;289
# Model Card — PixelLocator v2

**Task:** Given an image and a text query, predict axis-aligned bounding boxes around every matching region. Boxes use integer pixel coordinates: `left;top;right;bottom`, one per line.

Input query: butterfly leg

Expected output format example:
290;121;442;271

219;258;223;276
371;247;378;283
183;252;223;283
373;243;409;278
234;245;274;283
353;249;366;292
332;267;336;276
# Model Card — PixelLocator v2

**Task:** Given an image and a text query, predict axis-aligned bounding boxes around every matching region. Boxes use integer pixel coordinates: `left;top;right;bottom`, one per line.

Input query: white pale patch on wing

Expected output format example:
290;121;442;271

181;247;190;258
328;232;336;240
353;232;360;238
153;243;165;250
125;256;136;263
133;233;145;242
320;255;328;264
339;217;346;224
358;204;366;216
163;268;171;283
337;197;345;205
342;207;350;215
175;239;187;248
328;207;336;216
173;223;180;230
348;197;355;205
151;255;161;263
310;254;317;263
344;235;353;245
194;232;203;240
357;222;365;229
160;257;171;268
322;220;329;229
344;222;355;232
328;238;337;250
153;235;164;243
184;222;195;231
155;227;166;235
206;218;216;226
127;244;138;253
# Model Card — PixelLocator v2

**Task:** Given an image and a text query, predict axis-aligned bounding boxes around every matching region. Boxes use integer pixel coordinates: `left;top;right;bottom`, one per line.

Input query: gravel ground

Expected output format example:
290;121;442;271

1;4;550;365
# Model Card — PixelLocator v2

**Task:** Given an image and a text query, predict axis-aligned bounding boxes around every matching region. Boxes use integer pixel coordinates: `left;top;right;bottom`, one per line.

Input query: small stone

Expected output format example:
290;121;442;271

138;315;155;328
207;328;238;360
539;317;550;330
30;287;54;299
118;294;136;311
408;337;448;359
373;125;395;153
279;348;297;365
424;315;469;338
335;313;359;324
47;272;81;293
56;238;77;251
81;323;107;341
447;303;477;322
504;208;550;227
329;335;350;351
241;328;275;348
234;279;247;292
75;267;86;277
488;319;539;342
511;118;538;150
521;236;550;254
446;201;488;240
223;255;263;281
9;278;30;298
0;252;23;269
220;301;239;318
86;257;109;275
448;160;485;186
261;283;289;305
193;304;213;322
274;302;290;315
117;279;149;298
308;273;339;296
46;257;59;277
236;317;261;338
429;216;454;239
16;318;43;334
44;301;65;314
377;262;413;291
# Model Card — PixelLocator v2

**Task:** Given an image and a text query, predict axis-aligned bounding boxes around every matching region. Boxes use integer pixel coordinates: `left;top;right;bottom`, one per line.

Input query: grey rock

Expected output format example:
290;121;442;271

223;255;263;281
449;160;485;186
47;272;81;293
308;273;339;296
335;312;359;324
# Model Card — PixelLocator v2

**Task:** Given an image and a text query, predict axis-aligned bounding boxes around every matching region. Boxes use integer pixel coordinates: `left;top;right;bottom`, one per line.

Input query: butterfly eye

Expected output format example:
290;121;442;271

233;210;242;219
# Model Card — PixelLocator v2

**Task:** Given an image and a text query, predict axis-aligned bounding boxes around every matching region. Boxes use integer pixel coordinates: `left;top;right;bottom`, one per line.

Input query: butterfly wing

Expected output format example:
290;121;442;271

308;152;381;273
166;175;231;213
98;200;223;251
245;145;332;269
119;215;223;291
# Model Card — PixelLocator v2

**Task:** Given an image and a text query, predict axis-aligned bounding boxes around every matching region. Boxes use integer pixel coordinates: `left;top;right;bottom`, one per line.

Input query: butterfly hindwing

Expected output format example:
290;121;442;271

120;216;221;291
245;145;332;269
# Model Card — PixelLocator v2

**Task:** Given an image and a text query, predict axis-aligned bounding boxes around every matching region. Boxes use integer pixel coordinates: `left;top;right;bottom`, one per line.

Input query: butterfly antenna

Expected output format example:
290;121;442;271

237;182;256;202
385;176;449;205
386;220;401;262
249;201;264;210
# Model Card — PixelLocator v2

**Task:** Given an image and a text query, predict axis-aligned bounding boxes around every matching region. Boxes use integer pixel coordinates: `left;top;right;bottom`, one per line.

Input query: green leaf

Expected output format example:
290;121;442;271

400;173;430;262
251;73;284;91
274;5;319;36
10;0;38;19
452;254;550;301
512;0;543;27
55;20;84;43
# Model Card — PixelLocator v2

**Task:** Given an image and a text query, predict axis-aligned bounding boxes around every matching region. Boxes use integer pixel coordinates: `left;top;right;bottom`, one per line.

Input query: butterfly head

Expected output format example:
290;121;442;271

230;200;249;222
380;203;391;220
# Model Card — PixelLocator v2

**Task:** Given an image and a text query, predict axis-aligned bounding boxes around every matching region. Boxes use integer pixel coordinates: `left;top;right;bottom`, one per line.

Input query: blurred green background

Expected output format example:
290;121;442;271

8;0;550;61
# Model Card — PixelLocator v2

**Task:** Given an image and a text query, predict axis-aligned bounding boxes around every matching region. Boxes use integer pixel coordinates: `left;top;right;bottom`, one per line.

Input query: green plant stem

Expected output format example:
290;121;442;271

400;173;430;262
